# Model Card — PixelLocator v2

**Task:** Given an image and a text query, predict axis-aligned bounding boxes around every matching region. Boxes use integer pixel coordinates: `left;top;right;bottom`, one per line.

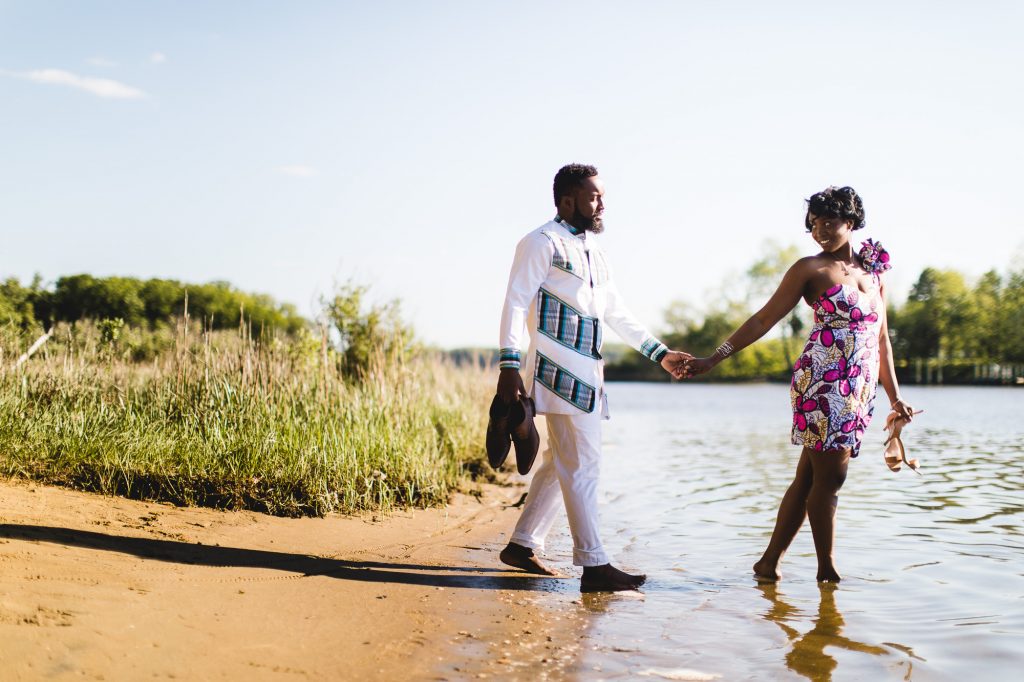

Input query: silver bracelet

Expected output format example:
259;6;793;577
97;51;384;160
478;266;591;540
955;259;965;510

715;341;735;359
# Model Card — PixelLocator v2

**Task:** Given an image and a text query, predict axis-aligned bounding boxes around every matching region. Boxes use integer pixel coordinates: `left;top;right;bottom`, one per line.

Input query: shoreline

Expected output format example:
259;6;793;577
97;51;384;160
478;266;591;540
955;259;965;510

0;478;590;680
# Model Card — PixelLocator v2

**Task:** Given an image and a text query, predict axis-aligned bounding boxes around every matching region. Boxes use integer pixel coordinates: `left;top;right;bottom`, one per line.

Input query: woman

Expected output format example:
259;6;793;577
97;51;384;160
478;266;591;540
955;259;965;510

682;186;916;582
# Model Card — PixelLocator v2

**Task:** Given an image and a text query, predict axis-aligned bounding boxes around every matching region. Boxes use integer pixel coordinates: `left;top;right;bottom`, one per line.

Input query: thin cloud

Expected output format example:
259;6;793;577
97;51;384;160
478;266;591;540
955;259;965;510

279;165;317;178
21;68;146;99
87;57;118;68
150;52;167;64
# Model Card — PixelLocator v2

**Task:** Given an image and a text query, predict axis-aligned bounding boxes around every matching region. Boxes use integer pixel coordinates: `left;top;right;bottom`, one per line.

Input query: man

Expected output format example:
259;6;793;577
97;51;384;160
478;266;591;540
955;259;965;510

496;163;689;592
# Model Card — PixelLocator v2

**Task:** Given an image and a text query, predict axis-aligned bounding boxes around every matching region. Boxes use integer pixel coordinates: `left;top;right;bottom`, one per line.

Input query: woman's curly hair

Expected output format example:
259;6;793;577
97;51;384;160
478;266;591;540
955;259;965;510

804;186;865;231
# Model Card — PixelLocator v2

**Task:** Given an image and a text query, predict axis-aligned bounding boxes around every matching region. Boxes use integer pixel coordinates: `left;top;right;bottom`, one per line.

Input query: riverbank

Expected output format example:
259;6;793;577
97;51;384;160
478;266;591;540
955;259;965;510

0;323;492;517
0;478;591;681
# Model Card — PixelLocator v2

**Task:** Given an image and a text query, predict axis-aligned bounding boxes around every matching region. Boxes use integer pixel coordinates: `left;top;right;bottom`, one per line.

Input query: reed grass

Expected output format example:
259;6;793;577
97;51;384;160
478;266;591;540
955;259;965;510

0;321;494;516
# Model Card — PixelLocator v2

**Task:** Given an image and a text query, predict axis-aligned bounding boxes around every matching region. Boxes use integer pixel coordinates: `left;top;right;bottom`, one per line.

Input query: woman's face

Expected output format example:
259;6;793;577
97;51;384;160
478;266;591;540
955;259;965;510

809;214;853;252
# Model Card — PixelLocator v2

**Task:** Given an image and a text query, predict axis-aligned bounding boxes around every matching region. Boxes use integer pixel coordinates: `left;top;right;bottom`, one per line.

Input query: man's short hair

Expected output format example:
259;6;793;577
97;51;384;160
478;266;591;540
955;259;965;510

553;164;598;206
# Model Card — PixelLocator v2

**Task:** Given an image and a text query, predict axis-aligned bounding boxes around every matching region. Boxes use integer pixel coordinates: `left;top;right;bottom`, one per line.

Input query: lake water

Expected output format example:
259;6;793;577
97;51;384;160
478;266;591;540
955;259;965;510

525;383;1024;681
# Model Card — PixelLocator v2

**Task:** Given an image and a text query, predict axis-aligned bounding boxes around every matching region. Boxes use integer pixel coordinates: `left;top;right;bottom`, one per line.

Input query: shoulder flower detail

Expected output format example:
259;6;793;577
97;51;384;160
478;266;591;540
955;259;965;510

858;238;891;274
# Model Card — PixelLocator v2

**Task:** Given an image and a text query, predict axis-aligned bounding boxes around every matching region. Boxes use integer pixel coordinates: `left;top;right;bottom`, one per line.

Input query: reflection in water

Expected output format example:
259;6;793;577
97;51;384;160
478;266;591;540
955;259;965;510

578;590;644;615
758;583;891;681
532;385;1024;679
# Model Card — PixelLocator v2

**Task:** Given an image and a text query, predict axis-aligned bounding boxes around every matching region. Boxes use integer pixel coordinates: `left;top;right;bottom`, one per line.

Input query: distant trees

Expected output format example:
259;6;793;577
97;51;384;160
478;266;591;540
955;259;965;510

321;281;417;375
0;277;42;329
890;267;1024;365
605;242;1024;383
0;274;306;334
1;274;425;379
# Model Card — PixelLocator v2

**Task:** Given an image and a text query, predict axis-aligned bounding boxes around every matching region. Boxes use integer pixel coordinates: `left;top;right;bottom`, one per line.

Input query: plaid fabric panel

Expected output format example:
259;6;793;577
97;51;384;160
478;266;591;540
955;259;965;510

555;216;583;235
537;289;602;359
535;352;596;413
498;347;521;369
542;231;587;280
640;336;669;363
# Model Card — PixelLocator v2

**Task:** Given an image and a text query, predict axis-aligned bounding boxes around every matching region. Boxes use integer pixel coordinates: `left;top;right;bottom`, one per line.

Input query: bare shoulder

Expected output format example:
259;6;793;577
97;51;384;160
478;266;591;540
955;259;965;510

787;255;824;279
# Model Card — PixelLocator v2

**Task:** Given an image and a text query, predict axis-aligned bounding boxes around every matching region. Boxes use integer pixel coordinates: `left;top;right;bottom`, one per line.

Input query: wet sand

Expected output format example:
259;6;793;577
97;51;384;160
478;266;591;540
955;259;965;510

0;478;587;681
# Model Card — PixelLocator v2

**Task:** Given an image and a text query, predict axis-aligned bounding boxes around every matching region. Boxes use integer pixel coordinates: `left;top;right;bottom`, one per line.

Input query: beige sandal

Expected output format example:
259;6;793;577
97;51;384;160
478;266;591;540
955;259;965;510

883;410;923;475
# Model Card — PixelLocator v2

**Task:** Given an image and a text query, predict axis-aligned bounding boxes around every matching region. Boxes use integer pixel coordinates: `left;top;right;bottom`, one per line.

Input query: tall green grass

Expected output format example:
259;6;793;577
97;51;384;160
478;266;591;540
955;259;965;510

0;322;493;516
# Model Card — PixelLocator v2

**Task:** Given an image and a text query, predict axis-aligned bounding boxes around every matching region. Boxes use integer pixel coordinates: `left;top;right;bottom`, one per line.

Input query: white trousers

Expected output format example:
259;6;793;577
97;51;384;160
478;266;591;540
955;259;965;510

509;408;609;567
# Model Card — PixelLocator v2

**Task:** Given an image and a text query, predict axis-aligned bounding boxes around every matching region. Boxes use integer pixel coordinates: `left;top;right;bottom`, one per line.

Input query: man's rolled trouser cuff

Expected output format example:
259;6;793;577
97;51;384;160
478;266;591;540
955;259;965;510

509;532;543;552
573;546;610;567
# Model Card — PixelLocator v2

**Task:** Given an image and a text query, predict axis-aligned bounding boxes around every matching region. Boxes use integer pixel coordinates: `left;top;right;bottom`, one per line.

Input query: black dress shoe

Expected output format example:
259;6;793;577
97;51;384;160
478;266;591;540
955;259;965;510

580;564;646;592
486;394;512;469
509;396;540;475
499;542;558;576
580;576;643;593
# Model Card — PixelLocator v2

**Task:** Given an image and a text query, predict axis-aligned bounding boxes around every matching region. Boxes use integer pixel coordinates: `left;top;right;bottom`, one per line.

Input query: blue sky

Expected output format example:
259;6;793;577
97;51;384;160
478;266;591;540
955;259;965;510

2;1;1022;347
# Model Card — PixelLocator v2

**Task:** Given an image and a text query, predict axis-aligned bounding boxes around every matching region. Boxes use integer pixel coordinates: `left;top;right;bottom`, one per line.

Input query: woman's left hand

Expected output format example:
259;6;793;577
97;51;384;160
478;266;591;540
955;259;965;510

891;397;916;422
679;357;715;379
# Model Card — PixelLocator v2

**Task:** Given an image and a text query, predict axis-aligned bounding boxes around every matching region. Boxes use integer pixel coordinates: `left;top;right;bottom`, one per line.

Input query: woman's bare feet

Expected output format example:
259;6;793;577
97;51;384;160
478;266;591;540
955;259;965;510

499;542;558;576
580;564;646;593
753;559;781;582
816;565;842;583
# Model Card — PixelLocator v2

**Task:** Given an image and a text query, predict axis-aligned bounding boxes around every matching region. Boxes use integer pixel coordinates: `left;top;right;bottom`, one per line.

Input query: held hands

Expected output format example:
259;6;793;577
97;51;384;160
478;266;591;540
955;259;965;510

660;351;717;380
660;350;693;378
677;356;715;379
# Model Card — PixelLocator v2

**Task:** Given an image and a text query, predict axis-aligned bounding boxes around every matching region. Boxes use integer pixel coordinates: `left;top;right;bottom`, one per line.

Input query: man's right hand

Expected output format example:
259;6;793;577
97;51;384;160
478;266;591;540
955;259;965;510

497;368;526;404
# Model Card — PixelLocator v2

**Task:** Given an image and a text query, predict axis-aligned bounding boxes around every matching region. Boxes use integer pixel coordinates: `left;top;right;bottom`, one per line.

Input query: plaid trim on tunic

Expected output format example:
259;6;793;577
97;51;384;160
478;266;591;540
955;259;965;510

555;216;583;235
537;288;602;359
640;336;669;363
498;347;521;369
541;231;587;280
535;352;597;413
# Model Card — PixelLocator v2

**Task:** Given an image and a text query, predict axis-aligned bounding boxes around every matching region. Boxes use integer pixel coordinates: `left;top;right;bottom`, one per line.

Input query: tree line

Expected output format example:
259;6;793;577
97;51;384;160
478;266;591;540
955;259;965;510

1;274;306;334
4;254;1023;385
1;275;418;378
606;244;1024;384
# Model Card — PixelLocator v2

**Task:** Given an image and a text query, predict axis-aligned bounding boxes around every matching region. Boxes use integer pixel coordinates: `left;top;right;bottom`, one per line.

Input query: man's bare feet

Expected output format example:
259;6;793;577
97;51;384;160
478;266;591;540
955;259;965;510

499;542;558;576
816;565;842;583
580;563;646;593
753;559;780;582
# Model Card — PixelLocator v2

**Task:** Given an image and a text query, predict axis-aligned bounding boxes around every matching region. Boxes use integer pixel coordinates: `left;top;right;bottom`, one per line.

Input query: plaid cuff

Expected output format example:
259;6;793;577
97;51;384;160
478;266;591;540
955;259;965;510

640;337;669;363
498;347;521;370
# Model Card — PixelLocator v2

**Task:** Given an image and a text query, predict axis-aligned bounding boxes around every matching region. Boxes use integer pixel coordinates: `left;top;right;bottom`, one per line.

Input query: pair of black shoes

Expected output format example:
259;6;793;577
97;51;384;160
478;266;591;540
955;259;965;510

486;394;540;474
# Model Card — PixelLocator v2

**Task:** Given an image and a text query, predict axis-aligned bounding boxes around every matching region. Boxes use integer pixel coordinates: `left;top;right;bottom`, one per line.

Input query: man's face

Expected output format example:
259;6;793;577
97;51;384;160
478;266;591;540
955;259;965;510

569;176;605;233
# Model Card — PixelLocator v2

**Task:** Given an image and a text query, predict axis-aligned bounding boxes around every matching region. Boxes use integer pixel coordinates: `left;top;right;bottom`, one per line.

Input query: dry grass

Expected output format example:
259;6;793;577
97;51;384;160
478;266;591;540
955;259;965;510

0;321;494;516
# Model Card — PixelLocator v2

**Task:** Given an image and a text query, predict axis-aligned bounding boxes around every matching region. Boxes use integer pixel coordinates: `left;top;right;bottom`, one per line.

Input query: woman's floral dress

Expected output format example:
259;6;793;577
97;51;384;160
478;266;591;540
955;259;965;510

790;240;891;456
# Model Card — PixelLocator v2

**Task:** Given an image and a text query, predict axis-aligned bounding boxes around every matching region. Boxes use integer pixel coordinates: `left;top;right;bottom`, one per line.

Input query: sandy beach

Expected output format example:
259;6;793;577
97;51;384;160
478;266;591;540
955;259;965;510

0;478;590;681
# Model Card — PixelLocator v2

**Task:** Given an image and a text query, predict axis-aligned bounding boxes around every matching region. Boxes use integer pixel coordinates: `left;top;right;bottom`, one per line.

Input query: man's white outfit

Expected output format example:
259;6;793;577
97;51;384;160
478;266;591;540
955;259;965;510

499;217;668;566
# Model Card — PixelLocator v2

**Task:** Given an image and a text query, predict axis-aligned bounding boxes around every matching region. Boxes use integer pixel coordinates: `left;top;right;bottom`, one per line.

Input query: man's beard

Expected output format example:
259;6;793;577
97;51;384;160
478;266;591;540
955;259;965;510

571;208;604;234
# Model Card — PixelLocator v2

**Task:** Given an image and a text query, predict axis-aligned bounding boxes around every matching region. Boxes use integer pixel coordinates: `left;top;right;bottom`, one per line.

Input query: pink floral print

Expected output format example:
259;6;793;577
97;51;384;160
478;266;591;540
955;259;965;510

790;273;886;456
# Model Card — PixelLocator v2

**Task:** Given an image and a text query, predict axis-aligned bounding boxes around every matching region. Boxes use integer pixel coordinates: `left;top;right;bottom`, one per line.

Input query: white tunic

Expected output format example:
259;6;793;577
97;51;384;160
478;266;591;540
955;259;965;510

498;218;668;416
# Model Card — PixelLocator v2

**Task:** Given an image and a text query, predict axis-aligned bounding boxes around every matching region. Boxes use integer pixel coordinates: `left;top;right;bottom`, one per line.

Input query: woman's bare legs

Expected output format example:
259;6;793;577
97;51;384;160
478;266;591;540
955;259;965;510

754;448;815;580
806;447;851;582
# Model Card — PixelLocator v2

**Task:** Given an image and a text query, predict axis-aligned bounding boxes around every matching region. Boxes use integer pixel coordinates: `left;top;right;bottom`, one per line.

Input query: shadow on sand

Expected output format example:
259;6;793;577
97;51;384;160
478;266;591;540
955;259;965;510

0;523;562;592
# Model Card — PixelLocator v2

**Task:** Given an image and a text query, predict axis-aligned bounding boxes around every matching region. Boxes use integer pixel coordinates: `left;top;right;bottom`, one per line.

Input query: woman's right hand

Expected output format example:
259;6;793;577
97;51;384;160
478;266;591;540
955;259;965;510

681;357;715;378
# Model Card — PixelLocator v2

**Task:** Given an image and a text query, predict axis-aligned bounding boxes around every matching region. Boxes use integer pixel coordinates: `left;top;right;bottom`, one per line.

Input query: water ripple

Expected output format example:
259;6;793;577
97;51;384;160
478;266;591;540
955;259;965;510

541;384;1024;680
